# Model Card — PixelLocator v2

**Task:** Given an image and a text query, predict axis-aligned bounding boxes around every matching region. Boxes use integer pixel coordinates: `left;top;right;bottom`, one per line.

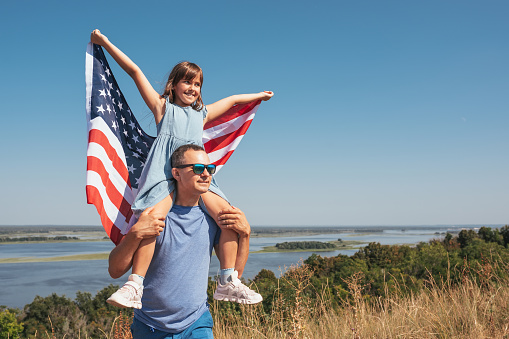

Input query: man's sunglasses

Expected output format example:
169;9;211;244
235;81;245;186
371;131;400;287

174;163;217;175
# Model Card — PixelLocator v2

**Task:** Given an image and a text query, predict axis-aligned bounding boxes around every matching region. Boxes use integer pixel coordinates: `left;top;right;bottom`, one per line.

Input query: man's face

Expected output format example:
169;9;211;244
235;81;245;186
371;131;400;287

173;150;213;195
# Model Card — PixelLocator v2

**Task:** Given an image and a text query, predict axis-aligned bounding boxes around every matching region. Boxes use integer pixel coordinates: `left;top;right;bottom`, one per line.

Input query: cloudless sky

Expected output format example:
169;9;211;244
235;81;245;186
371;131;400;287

0;0;507;227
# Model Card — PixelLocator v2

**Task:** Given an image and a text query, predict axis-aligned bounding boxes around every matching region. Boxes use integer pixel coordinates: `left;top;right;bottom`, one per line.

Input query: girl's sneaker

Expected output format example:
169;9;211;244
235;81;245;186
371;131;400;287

213;271;263;304
107;274;143;309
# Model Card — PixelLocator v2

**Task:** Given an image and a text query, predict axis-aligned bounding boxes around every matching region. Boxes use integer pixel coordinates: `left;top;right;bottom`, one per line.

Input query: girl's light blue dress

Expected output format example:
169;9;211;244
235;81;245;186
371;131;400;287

131;98;227;217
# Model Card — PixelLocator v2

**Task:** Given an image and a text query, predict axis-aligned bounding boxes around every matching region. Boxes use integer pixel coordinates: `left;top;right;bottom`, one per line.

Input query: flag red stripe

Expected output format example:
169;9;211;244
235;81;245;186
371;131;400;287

87;156;132;218
109;223;123;245
203;100;260;129
212;150;235;167
88;129;131;187
204;119;253;152
86;185;124;245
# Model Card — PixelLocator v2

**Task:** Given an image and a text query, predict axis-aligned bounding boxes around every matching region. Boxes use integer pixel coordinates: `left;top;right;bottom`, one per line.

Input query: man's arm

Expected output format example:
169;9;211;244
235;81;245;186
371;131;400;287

108;207;166;278
217;206;251;278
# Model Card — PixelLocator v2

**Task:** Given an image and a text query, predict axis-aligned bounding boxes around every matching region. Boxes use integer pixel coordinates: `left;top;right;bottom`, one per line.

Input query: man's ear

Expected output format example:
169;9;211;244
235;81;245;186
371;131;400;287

172;168;180;181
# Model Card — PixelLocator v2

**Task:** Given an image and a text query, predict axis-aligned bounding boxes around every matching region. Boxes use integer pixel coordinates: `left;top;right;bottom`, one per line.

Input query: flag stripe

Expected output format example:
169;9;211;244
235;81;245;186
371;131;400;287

86;156;133;217
86;184;123;245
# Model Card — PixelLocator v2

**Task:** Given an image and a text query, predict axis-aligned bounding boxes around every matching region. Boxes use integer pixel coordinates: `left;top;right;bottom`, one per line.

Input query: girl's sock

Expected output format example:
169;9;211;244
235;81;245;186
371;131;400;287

220;268;235;285
130;274;145;286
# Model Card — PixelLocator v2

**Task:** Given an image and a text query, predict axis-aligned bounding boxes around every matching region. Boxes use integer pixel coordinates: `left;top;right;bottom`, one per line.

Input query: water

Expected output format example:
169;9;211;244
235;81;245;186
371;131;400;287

0;225;484;309
0;242;114;259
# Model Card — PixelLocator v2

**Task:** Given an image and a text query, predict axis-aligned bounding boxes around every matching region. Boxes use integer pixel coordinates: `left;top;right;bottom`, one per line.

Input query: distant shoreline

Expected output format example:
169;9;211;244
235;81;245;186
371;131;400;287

0;224;492;245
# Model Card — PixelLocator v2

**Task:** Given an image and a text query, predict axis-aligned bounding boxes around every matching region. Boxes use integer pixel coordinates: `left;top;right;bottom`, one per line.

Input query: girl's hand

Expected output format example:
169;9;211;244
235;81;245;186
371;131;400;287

217;206;251;237
90;29;109;46
260;91;274;101
131;206;166;239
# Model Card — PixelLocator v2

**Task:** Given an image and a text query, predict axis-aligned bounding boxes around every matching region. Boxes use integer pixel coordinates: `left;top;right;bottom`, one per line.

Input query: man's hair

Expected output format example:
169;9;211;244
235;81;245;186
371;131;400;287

171;144;206;168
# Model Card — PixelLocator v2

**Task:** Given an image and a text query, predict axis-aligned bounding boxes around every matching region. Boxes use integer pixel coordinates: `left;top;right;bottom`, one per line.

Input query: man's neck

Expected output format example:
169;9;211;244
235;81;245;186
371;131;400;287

173;190;201;207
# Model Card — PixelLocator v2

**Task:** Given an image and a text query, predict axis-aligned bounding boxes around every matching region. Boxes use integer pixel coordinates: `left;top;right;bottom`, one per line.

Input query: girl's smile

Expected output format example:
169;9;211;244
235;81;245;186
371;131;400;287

173;76;201;107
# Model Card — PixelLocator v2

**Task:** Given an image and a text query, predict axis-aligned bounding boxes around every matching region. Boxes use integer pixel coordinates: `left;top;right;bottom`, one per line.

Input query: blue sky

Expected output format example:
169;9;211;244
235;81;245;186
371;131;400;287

0;1;507;226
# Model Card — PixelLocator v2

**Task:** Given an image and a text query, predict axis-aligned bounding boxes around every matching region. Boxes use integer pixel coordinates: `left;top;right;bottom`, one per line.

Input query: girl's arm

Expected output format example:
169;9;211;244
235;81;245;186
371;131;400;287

204;91;273;125
90;29;166;124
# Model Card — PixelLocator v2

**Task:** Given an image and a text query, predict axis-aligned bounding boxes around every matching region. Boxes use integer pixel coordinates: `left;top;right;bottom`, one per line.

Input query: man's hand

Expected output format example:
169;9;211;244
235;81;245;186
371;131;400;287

217;206;251;237
130;206;166;240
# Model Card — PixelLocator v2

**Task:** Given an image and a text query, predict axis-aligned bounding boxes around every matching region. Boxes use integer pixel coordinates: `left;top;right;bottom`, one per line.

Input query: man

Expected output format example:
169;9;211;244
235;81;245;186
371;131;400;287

108;144;255;338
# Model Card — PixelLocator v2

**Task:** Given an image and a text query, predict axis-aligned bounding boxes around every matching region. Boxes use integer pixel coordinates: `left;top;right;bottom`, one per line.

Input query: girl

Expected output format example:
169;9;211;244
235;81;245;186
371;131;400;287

90;29;273;309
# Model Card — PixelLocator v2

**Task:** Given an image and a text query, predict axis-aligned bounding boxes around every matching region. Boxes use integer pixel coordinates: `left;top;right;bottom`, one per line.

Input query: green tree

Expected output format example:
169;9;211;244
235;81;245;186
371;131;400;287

21;293;86;338
478;227;502;245
458;229;478;248
352;242;405;269
76;285;130;338
0;309;23;339
499;225;509;247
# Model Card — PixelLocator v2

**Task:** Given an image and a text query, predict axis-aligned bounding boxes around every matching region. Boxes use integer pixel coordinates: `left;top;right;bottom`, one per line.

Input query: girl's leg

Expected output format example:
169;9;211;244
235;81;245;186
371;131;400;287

203;191;262;304
132;238;156;277
201;191;238;272
131;193;173;278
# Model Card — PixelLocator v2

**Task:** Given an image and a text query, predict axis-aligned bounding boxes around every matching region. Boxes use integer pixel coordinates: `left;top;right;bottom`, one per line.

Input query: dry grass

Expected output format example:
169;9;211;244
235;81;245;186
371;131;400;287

211;260;509;339
29;260;509;338
30;311;133;339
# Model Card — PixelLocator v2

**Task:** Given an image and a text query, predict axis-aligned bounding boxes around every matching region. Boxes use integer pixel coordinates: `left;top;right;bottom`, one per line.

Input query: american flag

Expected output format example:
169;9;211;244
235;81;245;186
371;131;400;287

85;43;261;245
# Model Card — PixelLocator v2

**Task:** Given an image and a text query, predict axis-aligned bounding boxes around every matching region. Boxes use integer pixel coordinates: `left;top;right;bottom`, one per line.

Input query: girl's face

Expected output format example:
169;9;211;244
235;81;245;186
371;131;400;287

173;75;202;107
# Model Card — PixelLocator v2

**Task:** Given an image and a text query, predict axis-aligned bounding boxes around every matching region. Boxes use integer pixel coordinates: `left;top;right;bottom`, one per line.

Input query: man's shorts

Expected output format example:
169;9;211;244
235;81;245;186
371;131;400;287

131;310;214;339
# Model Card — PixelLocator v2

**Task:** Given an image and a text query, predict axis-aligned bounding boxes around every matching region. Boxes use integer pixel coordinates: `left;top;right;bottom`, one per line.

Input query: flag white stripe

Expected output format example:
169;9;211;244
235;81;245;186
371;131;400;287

85;43;94;120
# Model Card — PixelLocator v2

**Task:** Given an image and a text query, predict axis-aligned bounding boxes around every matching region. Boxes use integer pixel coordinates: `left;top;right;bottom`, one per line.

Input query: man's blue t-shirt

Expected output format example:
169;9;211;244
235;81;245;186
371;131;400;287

134;205;220;333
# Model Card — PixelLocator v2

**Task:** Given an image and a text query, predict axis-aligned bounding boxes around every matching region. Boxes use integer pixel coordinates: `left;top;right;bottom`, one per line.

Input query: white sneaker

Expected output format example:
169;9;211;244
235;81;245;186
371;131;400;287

107;274;143;309
213;271;263;305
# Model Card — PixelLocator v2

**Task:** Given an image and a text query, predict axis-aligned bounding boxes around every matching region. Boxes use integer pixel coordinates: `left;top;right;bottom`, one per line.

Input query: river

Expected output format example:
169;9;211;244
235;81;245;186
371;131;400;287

0;225;485;308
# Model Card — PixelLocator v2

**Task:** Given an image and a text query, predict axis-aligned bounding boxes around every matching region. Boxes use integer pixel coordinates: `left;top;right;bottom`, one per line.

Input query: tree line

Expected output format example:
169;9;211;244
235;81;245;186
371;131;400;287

275;241;337;250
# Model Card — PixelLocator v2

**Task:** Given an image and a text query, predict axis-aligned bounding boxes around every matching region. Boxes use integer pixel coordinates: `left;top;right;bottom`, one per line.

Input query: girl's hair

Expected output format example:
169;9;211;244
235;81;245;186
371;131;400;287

162;61;204;110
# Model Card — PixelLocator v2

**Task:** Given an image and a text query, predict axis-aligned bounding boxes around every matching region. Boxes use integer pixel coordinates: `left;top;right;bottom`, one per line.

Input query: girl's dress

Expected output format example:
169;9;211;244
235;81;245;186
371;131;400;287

131;98;227;218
